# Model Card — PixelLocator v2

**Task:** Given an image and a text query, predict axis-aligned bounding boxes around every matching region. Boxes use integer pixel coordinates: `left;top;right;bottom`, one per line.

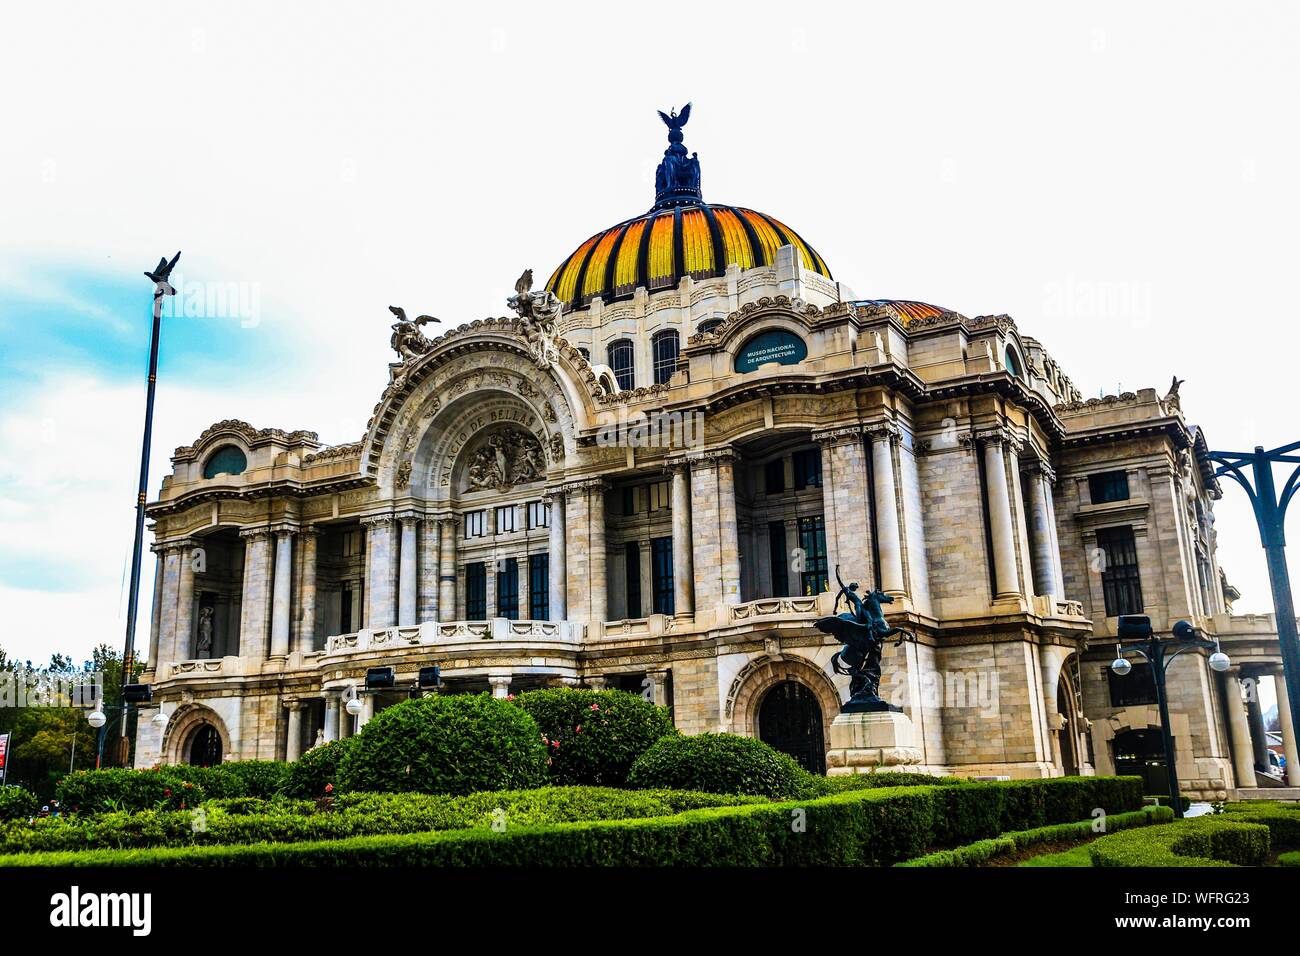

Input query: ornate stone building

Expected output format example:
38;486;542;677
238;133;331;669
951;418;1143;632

135;111;1292;798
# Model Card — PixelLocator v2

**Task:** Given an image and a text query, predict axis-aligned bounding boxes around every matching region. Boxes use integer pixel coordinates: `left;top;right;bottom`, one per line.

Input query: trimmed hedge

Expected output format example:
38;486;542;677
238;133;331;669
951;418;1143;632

1088;818;1271;867
282;739;356;798
338;694;548;796
627;733;809;799
1217;801;1300;850
0;776;1144;867
0;786;39;822
512;689;675;787
1279;850;1300;867
897;806;1173;867
0;787;763;855
56;769;207;814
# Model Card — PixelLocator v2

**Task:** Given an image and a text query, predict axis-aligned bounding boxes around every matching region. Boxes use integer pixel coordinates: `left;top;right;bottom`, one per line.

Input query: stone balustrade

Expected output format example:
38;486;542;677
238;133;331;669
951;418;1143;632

728;596;823;622
321;618;584;657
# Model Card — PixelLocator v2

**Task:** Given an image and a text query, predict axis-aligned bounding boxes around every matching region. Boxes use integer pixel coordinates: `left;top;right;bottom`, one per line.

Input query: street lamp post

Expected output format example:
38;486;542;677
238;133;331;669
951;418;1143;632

117;252;181;767
1110;616;1231;819
88;703;168;769
1203;441;1300;770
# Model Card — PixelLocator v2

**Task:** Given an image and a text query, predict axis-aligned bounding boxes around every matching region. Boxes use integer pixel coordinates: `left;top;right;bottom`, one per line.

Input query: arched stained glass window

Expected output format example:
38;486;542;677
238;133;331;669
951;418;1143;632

203;445;247;478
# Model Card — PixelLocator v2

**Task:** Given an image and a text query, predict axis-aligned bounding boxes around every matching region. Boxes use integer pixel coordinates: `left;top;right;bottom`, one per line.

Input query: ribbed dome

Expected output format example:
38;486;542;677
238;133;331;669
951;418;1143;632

545;105;831;310
546;203;832;310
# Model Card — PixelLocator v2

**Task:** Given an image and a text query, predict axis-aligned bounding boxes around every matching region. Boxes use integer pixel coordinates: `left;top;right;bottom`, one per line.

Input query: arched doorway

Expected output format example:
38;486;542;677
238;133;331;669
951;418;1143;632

188;724;223;767
758;681;826;774
1113;728;1167;795
1056;682;1078;776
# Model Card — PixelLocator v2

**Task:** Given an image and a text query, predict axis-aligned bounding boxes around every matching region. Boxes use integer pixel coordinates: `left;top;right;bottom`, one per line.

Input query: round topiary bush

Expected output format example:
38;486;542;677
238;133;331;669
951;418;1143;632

627;733;809;799
512;688;675;786
282;737;358;798
0;785;38;821
337;694;548;796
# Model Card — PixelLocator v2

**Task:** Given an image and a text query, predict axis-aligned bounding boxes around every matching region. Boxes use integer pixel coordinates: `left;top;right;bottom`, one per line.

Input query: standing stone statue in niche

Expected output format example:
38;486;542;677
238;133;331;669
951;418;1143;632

815;566;913;712
197;606;214;657
465;428;545;492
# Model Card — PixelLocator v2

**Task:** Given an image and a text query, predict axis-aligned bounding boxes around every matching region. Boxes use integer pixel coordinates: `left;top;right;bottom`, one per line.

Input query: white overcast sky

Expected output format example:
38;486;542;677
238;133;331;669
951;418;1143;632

1;1;1298;671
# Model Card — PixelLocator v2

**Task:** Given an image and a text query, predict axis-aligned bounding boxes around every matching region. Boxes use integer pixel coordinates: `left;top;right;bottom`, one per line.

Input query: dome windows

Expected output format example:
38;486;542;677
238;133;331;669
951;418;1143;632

697;317;724;336
652;330;680;385
607;339;635;391
203;445;248;479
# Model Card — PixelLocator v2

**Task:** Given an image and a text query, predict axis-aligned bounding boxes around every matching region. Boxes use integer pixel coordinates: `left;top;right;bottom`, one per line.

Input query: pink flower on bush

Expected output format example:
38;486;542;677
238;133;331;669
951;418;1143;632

325;783;334;794
506;694;516;701
575;726;582;734
590;703;600;711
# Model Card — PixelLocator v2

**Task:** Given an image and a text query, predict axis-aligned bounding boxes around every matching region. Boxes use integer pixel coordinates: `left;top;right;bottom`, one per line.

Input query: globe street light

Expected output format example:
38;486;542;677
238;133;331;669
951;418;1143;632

1110;615;1230;818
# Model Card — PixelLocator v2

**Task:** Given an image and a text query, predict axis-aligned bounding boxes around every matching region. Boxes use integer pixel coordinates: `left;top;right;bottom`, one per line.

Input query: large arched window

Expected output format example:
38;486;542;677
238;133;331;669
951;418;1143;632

652;330;680;385
1004;345;1023;379
607;339;635;391
203;445;247;479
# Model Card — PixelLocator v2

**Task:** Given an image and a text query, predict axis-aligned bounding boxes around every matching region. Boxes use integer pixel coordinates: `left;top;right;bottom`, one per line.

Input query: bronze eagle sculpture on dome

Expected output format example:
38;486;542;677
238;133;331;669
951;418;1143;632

658;102;691;131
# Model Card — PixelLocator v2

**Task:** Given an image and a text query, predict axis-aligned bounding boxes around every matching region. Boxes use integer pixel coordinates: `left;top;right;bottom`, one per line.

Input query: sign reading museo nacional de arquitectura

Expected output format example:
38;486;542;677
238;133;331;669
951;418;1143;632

733;329;809;373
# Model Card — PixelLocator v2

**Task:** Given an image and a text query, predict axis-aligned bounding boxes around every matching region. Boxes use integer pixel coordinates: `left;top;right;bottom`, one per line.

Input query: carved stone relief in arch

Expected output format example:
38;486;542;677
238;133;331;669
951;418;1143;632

375;348;580;501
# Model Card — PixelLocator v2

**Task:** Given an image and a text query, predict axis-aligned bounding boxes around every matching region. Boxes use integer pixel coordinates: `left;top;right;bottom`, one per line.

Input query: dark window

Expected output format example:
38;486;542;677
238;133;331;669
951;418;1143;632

578;347;590;362
622;486;637;515
529;552;549;620
624;541;642;618
764;458;786;494
798;516;829;595
1005;346;1023;378
652;330;680;385
1089;471;1130;504
203;445;247;479
651;536;674;615
1108;661;1158;707
607;339;635;391
339;584;353;633
465;563;487;619
495;558;519;620
697;317;724;335
1097;526;1143;616
769;521;789;596
793;449;822;489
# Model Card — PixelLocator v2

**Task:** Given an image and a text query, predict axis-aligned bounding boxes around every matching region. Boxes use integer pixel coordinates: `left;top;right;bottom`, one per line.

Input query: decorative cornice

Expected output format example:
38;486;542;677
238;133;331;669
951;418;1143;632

173;419;320;461
811;425;865;447
359;513;396;528
238;527;276;541
302;441;363;465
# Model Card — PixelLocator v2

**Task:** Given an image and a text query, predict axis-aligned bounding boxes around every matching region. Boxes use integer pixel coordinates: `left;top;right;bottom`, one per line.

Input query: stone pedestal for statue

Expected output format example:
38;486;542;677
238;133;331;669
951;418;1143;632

825;710;923;775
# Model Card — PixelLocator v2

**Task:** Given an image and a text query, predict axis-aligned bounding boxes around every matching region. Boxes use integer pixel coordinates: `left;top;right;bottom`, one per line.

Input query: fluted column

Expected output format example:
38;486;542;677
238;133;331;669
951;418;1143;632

147;548;165;671
362;515;397;629
238;529;274;660
323;693;340;743
546;491;566;621
1025;462;1059;597
418;517;440;622
397;512;419;626
269;529;294;658
670;462;694;615
1042;470;1066;596
156;544;182;669
1270;667;1300;786
1224;672;1256;788
296;528;318;654
285;702;304;762
172;540;197;663
981;434;1021;600
438;517;457;621
868;427;905;596
589;482;608;624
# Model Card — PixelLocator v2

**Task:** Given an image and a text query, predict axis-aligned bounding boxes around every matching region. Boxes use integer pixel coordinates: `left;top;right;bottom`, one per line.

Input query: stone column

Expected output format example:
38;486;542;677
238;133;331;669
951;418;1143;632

670;462;694;615
362;515;397;629
816;428;872;590
868;427;905;596
238;529;274;660
1246;683;1270;770
323;694;340;743
357;694;376;732
296;528;318;654
397;513;419;626
1025;463;1059;598
647;671;670;707
586;675;608;690
285;703;304;762
590;482;608;624
147;548;165;671
716;455;741;605
489;675;512;699
172;540;197;663
546;491;567;621
1270;667;1300;786
419;517;440;622
339;695;355;739
1042;470;1066;597
269;530;294;658
438;517;457;621
156;545;181;669
1224;672;1256;788
981;435;1021;599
